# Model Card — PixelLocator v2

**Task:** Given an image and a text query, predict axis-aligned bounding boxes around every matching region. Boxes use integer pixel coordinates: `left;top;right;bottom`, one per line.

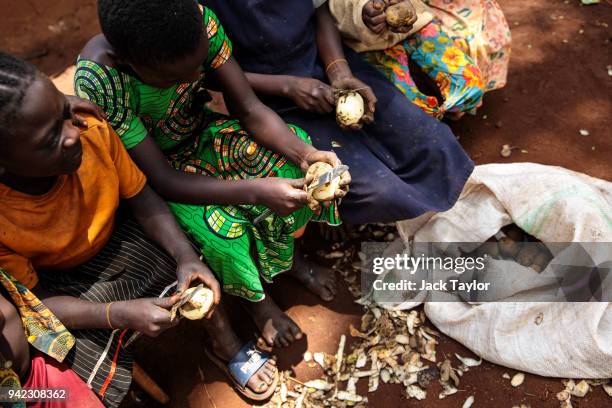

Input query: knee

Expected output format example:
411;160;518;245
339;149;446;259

459;64;486;100
344;181;419;222
352;172;415;211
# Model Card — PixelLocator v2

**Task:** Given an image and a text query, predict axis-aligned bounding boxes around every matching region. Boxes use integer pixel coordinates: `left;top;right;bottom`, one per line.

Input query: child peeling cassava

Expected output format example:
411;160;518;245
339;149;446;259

75;0;350;354
328;0;511;119
0;52;279;404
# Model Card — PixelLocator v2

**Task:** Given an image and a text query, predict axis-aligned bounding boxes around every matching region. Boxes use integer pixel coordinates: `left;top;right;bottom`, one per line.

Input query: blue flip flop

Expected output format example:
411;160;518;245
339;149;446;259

205;341;278;401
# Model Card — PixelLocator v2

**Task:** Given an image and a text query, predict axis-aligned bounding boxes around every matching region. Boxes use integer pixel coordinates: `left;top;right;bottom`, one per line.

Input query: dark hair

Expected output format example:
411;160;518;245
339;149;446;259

98;0;204;65
0;52;37;143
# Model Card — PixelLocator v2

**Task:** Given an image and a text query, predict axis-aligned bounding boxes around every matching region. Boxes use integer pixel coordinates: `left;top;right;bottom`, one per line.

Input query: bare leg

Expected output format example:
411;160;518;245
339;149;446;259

245;295;303;348
287;243;338;301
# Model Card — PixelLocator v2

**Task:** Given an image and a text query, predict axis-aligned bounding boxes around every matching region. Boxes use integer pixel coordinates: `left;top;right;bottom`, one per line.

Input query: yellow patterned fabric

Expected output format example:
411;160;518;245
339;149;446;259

0;270;74;363
0;365;25;408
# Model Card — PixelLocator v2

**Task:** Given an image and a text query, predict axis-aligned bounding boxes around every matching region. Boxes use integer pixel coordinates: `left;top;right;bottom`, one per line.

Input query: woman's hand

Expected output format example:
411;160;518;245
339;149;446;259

300;149;341;173
301;150;351;200
363;0;414;34
362;0;388;34
176;258;221;319
331;76;377;129
113;297;180;337
66;95;106;127
285;77;336;114
253;178;309;216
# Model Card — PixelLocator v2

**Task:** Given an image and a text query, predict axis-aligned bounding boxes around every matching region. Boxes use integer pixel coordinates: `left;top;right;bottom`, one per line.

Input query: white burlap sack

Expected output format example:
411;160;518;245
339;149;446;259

384;163;612;378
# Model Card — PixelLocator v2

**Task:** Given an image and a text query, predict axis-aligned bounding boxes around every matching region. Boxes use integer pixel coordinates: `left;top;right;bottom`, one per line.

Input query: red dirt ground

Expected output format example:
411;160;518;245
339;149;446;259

1;0;610;407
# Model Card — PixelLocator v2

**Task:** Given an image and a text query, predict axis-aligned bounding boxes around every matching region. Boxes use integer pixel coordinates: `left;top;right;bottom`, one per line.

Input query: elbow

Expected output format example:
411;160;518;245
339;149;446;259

237;100;268;124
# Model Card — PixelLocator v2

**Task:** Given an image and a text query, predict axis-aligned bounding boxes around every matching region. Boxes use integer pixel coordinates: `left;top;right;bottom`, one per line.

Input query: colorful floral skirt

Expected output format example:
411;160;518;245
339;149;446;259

424;0;511;92
167;116;340;301
363;0;511;119
364;20;485;119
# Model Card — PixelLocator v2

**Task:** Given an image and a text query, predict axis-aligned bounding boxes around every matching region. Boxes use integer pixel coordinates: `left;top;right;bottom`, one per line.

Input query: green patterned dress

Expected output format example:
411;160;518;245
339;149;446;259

74;7;339;301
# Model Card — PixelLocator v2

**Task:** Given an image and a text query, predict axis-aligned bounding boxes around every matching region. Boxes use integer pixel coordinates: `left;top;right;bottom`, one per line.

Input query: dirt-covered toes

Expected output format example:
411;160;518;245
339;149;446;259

289;253;338;301
246;359;277;393
248;296;304;348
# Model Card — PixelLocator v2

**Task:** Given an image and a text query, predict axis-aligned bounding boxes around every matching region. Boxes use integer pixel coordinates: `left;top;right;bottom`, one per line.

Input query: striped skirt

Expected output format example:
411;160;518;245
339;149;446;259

38;219;178;408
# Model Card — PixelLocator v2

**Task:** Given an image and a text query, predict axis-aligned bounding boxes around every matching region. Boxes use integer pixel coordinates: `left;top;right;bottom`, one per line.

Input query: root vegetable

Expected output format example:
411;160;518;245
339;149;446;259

487;241;500;258
504;224;525;241
385;1;417;28
516;245;540;266
179;286;214;320
305;162;333;210
532;250;552;272
305;162;349;211
336;91;364;126
498;237;521;258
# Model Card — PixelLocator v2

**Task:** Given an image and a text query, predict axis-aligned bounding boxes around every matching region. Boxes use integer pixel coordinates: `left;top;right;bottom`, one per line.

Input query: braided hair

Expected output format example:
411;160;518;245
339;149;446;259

98;0;203;65
0;52;37;143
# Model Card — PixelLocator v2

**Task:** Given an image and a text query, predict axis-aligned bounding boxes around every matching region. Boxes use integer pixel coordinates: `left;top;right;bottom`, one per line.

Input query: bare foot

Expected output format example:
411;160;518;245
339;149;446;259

247;295;303;348
288;245;338;301
203;305;278;394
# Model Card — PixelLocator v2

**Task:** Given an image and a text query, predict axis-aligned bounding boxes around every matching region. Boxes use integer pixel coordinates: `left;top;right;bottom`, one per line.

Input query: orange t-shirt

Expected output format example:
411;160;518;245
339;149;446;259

0;117;146;289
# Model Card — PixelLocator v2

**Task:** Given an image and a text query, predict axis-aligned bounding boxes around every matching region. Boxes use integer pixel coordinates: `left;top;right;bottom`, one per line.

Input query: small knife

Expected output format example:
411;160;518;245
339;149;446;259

254;165;349;225
306;165;349;191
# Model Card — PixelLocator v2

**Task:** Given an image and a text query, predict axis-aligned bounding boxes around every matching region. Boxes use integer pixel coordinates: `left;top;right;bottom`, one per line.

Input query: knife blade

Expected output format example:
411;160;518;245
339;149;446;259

307;165;349;191
254;165;349;225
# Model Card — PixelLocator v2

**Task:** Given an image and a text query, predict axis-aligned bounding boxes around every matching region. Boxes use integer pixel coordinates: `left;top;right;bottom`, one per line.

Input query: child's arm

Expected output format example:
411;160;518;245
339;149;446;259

33;285;180;337
244;73;336;114
126;184;220;304
0;253;124;333
128;136;310;216
210;57;342;171
32;184;225;333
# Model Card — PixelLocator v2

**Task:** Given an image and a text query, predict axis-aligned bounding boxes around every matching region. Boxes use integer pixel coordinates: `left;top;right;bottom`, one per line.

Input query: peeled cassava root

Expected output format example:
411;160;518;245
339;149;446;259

470;224;553;273
179;286;214;320
336;91;364;127
305;162;348;211
498;236;521;258
385;1;417;28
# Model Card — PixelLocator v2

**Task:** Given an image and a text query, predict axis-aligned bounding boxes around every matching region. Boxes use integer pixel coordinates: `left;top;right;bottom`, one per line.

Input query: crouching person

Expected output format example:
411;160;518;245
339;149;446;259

0;53;278;406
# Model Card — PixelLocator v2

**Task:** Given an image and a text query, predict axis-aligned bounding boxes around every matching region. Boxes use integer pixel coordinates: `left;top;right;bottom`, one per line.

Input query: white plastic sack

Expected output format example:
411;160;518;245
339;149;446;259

385;163;612;378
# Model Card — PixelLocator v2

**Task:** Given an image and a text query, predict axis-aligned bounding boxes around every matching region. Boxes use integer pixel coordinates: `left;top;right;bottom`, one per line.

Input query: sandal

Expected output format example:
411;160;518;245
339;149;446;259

205;340;278;401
